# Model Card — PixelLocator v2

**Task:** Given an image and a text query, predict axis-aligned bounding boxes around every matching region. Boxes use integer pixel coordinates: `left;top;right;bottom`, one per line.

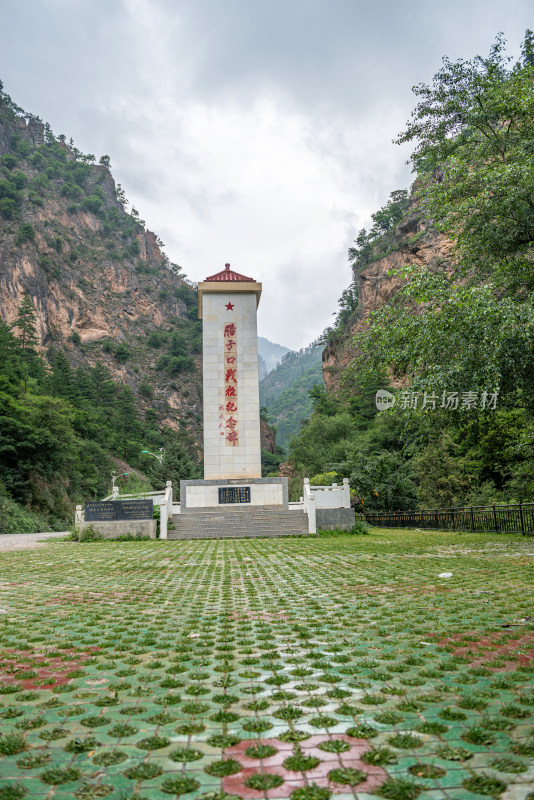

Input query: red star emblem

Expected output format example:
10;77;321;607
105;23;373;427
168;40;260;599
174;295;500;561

225;302;234;310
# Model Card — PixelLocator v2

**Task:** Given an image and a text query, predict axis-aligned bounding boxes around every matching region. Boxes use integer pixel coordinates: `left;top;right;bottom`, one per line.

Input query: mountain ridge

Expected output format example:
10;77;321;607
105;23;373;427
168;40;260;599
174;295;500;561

0;84;203;439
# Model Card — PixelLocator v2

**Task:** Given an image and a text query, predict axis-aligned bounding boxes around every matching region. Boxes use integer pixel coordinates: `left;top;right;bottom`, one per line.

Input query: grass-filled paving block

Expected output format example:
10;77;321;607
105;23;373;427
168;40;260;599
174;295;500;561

204;758;242;777
0;530;532;799
245;773;284;790
328;767;366;785
161;776;201;795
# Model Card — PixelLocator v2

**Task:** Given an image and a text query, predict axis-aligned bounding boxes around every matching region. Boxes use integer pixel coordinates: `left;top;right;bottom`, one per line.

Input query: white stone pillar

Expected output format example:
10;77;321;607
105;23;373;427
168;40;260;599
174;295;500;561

198;266;262;480
343;478;351;508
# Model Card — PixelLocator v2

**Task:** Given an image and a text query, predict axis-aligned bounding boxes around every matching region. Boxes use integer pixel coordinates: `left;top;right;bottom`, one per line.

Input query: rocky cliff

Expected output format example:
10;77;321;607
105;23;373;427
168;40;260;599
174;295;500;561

260;418;276;453
322;194;454;391
0;95;202;440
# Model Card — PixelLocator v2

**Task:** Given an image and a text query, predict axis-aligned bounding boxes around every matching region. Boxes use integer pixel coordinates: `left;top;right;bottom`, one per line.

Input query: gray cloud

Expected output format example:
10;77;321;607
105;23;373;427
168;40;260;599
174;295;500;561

1;0;532;347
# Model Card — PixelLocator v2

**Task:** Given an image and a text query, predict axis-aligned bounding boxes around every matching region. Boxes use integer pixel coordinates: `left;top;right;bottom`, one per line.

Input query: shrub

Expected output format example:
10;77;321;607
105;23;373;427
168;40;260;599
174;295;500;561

351;517;371;534
0;197;16;218
167;355;195;375
147;331;166;348
317;518;369;536
78;526;103;542
15;223;35;245
1;154;18;169
61;182;84;200
11;171;26;190
138;382;153;399
114;344;130;363
0;482;48;534
82;195;104;215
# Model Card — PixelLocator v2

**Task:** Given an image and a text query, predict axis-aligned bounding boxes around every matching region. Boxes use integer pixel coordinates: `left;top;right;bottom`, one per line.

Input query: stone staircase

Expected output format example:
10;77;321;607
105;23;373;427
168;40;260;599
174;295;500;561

167;505;309;540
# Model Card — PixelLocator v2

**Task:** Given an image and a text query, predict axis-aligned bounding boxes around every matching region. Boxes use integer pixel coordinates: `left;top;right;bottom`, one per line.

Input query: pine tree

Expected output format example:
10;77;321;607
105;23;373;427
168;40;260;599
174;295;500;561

0;319;23;384
12;295;39;352
91;362;117;406
146;437;200;491
115;386;140;460
47;349;75;401
520;29;534;67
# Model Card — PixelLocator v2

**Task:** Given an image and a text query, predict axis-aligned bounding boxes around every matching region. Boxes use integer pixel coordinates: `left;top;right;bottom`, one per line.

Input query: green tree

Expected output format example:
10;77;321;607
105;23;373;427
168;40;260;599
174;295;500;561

521;29;534;68
396;32;534;290
47;350;77;402
288;33;534;508
0;319;25;385
12;295;38;352
348;189;409;271
353;274;534;396
145;437;200;494
15;223;35;245
412;435;472;508
289;411;355;476
114;386;140;460
348;451;417;511
114;343;130;363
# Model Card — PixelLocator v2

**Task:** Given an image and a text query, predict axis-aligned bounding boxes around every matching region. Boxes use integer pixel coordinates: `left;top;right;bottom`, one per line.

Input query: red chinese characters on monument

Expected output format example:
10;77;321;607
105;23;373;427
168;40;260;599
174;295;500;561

223;321;238;446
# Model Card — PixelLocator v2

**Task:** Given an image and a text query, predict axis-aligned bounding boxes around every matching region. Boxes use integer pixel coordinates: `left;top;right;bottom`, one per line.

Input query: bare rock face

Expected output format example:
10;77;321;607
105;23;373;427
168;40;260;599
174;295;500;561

278;461;294;479
322;208;454;391
260;418;276;453
0;113;202;441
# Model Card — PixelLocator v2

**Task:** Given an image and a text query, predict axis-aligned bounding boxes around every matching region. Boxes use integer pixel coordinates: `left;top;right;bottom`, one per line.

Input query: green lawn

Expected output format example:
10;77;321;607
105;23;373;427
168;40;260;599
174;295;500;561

0;530;533;800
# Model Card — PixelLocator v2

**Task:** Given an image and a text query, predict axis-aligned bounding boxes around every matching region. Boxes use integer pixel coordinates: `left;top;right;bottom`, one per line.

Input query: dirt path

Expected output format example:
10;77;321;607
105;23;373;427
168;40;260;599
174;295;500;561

0;532;70;551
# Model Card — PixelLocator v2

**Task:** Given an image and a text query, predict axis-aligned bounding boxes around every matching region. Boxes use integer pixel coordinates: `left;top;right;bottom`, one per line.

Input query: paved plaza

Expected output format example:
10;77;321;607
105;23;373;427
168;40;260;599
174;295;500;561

0;530;533;800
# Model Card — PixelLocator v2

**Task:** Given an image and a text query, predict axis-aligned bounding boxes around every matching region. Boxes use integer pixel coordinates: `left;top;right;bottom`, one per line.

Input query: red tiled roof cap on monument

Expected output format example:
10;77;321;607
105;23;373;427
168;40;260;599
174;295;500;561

205;263;255;282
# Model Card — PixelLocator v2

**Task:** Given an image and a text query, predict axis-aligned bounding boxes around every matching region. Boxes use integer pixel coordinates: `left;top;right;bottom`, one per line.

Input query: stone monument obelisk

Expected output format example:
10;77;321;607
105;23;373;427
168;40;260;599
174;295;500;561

179;263;289;512
198;263;262;479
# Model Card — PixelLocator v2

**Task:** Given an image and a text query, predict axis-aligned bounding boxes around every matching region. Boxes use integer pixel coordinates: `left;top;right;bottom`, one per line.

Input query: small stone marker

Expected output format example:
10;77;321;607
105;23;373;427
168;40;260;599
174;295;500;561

84;499;153;522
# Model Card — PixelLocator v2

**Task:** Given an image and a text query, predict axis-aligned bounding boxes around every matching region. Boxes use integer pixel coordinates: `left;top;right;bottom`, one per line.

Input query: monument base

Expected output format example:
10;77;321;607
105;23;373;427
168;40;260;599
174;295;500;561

316;508;355;531
180;477;288;511
78;520;157;539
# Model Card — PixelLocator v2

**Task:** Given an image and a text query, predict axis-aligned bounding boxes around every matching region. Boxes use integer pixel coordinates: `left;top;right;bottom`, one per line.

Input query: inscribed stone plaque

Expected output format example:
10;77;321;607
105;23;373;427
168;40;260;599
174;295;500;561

218;487;251;504
85;500;153;521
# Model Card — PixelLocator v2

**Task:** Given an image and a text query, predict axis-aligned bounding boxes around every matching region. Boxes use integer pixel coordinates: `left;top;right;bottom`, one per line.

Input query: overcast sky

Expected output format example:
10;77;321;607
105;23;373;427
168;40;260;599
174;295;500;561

1;1;531;348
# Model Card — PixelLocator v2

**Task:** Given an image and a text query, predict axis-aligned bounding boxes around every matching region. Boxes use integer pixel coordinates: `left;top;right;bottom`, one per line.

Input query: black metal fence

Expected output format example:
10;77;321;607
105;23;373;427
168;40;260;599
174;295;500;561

364;503;534;534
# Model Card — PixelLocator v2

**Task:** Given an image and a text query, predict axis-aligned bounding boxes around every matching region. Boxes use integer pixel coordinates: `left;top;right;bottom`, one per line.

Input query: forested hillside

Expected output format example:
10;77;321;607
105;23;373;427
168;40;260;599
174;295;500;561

257;336;290;379
260;344;323;448
288;33;534;510
0;82;202;531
